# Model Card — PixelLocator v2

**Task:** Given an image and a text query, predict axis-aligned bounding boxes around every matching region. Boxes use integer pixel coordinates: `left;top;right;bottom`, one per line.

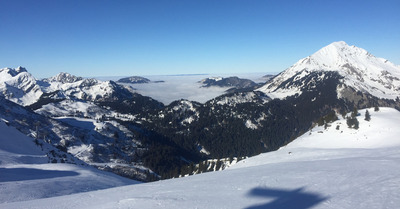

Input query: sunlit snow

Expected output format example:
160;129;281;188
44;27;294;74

2;108;400;209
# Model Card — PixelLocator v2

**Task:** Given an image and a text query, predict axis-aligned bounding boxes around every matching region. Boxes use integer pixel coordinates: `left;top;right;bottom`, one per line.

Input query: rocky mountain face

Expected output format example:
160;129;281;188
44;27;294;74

1;41;399;180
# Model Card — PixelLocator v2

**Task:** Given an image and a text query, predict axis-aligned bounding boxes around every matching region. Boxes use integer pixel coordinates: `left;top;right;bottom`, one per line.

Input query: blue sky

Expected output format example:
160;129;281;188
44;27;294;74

1;0;399;78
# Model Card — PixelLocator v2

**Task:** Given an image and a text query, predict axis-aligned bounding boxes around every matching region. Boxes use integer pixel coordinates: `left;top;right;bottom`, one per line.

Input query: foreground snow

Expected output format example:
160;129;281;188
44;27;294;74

1;108;400;208
0;121;138;204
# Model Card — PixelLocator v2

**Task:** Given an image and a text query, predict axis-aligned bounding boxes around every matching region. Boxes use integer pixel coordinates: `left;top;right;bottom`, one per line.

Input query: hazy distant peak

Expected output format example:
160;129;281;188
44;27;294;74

117;76;151;84
45;72;83;84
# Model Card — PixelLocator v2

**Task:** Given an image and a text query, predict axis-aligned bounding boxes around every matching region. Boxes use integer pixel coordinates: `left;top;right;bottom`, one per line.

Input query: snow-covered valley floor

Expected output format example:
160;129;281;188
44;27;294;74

1;108;400;209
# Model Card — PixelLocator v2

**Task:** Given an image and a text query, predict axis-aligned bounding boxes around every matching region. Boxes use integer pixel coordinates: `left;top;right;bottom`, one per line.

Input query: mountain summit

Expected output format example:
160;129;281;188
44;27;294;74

258;41;400;100
43;72;83;84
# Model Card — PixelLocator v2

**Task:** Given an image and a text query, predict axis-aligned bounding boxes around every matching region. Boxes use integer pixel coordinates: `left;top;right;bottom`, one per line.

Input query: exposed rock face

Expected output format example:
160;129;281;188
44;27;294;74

200;76;257;89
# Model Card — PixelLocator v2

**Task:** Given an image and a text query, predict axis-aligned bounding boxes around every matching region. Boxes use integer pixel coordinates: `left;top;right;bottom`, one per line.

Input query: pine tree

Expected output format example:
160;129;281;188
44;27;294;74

346;108;360;129
351;107;358;118
346;116;353;128
354;118;359;129
365;110;371;121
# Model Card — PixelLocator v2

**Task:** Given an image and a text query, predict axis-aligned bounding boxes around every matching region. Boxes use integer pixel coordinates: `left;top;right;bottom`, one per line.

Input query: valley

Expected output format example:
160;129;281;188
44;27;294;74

1;41;400;208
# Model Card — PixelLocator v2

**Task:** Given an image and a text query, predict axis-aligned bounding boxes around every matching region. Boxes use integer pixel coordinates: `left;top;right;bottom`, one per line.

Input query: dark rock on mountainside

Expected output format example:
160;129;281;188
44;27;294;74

118;76;151;84
199;76;257;89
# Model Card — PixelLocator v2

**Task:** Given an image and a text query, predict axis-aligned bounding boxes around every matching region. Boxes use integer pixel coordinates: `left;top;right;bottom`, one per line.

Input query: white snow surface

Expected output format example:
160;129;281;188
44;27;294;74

0;67;43;106
0;121;138;204
2;107;400;208
258;41;400;99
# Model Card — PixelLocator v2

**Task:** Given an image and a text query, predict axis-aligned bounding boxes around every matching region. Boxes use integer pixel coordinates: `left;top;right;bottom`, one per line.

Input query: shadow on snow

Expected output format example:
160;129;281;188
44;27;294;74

0;168;79;182
245;186;328;209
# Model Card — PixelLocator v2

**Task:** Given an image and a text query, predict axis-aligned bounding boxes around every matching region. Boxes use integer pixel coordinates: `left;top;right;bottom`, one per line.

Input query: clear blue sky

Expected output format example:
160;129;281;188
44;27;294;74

1;0;399;78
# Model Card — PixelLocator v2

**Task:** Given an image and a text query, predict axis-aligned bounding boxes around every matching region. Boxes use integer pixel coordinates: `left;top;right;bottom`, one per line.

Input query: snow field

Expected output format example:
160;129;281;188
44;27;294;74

0;121;138;204
2;107;400;208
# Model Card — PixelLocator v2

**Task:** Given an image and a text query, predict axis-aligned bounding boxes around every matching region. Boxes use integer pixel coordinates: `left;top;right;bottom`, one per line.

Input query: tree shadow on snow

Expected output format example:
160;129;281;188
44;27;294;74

245;187;329;209
0;168;79;182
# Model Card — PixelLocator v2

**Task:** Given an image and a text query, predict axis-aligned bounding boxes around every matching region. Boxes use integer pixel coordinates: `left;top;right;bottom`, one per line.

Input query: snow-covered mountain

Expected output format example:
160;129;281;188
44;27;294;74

0;69;139;107
41;75;135;103
1;41;399;184
2;107;399;208
258;41;400;100
0;68;163;182
43;72;83;84
0;120;137;204
0;67;44;106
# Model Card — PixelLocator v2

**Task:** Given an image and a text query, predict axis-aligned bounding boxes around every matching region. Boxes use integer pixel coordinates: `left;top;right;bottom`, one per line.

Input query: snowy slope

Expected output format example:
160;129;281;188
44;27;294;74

258;41;400;99
232;107;400;169
0;67;43;106
2;108;399;208
0;121;138;204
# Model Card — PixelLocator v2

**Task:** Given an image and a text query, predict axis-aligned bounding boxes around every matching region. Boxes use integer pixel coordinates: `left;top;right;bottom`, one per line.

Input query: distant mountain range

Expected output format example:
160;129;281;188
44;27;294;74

117;76;165;84
1;41;399;181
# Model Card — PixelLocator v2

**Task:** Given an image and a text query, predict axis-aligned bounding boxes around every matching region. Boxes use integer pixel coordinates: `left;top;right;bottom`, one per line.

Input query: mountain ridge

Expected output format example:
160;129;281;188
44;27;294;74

258;41;400;100
1;41;400;181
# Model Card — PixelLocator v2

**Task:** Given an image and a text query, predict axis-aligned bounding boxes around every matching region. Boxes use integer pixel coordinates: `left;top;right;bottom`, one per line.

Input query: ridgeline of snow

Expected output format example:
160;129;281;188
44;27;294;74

0;68;136;106
258;41;400;100
42;72;83;84
2;107;400;208
0;121;138;204
0;67;43;106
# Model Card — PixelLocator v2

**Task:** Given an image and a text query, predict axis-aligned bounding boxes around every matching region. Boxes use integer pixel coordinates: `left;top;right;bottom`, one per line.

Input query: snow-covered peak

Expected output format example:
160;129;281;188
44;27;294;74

303;41;374;70
258;41;400;100
0;66;29;78
0;67;43;106
284;41;399;77
44;72;83;84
